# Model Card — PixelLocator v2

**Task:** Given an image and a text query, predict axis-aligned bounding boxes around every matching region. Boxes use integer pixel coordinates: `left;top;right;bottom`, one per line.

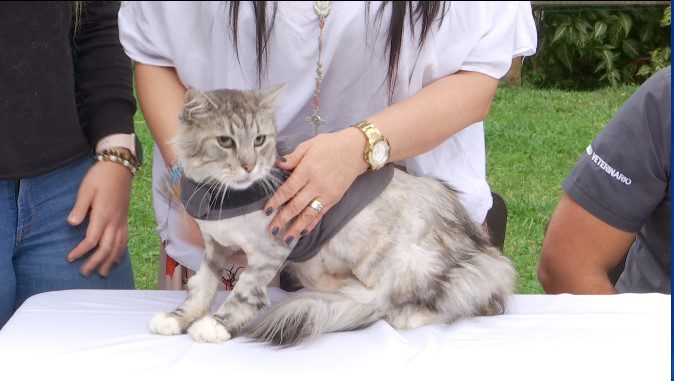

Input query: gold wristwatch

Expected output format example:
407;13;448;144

352;121;391;171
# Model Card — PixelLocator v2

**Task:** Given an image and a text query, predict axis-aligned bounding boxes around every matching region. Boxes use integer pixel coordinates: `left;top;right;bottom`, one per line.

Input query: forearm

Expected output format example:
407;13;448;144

538;195;636;295
364;71;498;162
267;72;498;241
134;63;187;165
537;255;617;294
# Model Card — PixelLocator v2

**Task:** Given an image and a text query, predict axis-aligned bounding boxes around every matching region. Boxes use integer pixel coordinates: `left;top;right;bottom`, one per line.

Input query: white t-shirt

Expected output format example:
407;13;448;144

118;1;537;271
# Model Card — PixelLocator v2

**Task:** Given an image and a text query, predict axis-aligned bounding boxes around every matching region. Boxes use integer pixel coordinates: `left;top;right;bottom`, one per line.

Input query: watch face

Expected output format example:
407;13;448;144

371;140;390;166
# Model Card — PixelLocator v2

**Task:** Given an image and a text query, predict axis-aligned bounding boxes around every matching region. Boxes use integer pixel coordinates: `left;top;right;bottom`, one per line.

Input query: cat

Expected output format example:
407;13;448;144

149;86;516;346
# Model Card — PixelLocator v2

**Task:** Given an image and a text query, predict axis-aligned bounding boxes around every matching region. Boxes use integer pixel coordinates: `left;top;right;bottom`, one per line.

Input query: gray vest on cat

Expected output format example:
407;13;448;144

180;164;394;262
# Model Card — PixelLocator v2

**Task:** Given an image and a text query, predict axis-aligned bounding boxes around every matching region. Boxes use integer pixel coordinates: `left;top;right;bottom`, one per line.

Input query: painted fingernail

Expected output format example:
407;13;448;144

285;236;294;246
272;227;280;237
265;207;273;216
300;229;308;237
280;156;287;163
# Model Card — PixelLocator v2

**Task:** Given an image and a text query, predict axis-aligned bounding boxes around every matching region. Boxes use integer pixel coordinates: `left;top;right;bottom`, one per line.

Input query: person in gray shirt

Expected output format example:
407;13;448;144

538;66;671;294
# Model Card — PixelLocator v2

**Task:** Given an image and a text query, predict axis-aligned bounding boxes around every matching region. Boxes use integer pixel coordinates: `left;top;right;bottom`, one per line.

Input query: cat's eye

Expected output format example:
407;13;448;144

217;136;235;149
254;135;266;147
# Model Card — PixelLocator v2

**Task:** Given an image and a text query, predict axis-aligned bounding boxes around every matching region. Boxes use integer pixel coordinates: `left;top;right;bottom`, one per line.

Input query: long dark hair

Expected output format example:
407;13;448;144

72;1;84;34
227;1;449;95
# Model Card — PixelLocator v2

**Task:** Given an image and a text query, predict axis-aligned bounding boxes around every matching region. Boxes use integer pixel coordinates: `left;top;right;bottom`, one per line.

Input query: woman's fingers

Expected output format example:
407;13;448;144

98;238;119;277
99;226;127;277
80;226;116;277
303;212;323;235
64;160;132;276
265;131;366;244
68;184;95;226
263;167;309;217
283;200;327;244
67;212;105;262
275;141;310;171
268;185;317;240
264;140;313;217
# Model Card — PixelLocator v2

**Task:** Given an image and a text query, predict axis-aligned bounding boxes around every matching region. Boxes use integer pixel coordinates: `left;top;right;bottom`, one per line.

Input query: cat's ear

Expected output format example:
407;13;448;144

179;88;218;122
257;83;286;110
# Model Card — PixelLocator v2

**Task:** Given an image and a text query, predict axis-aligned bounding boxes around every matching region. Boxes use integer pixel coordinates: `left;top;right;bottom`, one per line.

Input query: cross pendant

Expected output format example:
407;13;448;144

305;110;326;135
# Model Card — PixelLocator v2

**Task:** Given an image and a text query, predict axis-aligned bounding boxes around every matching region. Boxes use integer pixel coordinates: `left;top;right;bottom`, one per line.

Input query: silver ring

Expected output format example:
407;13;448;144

309;199;324;214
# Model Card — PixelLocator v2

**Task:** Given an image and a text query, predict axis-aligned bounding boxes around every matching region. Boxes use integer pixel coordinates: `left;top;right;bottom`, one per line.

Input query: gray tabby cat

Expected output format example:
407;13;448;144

149;87;516;346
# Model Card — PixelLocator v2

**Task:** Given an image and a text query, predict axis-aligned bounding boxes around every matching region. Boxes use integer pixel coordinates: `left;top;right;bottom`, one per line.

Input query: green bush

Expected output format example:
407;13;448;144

525;5;671;89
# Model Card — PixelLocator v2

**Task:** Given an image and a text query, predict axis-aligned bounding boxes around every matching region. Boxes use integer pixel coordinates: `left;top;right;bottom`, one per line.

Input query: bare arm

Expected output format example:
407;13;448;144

367;71;498;162
134;63;187;165
266;71;499;242
538;194;637;294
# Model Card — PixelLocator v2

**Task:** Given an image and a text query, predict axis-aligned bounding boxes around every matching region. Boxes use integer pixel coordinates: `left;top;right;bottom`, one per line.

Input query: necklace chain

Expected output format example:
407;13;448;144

305;1;332;135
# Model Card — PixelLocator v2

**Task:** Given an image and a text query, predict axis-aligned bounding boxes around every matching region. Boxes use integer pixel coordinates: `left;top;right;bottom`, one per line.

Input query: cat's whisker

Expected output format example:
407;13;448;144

184;176;218;213
265;179;276;196
263;179;275;197
268;175;283;187
257;170;285;197
201;174;231;219
257;178;272;197
217;175;232;219
204;174;228;220
266;169;286;187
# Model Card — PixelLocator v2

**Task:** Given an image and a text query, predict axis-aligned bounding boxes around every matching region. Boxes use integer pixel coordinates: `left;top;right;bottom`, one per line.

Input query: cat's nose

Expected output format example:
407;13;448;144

243;163;255;173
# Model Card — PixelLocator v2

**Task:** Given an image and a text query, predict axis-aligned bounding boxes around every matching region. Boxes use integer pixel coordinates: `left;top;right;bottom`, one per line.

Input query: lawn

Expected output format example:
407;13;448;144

127;84;637;293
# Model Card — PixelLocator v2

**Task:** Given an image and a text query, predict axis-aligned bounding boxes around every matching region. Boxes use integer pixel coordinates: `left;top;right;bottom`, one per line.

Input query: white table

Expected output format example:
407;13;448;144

0;289;669;380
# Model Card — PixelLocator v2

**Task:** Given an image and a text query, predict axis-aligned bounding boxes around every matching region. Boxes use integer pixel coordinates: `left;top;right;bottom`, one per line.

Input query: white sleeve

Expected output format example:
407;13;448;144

118;1;174;67
458;1;537;79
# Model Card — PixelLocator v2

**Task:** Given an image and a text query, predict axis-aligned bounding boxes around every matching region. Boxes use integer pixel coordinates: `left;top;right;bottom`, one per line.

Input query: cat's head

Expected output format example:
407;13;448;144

174;86;284;189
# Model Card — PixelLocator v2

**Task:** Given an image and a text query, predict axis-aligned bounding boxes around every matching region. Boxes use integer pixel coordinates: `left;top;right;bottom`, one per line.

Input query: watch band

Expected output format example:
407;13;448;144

352;121;390;171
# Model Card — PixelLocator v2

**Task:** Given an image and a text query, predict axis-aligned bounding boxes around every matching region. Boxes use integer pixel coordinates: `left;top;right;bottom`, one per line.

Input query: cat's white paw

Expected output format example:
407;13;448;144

188;316;231;343
149;312;182;335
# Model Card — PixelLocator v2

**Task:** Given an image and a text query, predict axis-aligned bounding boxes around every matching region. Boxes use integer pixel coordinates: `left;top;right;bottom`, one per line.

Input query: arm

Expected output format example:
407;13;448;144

72;2;136;144
264;71;498;243
538;194;637;294
367;71;497;162
134;63;188;166
539;68;671;294
134;64;207;248
116;1;185;164
65;2;137;277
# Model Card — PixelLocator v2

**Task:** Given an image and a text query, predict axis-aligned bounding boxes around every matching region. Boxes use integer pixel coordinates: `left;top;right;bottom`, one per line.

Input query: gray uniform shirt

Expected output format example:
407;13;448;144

563;67;671;294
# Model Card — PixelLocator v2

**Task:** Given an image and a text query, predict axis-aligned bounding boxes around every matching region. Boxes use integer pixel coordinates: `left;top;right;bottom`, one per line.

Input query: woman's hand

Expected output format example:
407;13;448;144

264;72;498;245
264;128;369;244
66;160;133;277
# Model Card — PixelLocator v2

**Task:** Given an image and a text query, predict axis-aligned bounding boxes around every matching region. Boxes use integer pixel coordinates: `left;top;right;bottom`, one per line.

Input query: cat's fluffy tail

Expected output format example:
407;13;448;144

248;291;382;346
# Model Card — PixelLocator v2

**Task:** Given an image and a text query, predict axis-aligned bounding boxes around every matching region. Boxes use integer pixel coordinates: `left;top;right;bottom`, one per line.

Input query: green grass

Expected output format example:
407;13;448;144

128;111;160;290
486;85;636;293
127;84;637;293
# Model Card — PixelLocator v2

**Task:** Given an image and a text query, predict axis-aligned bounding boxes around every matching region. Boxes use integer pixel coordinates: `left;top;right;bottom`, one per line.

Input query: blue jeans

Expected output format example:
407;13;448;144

0;154;134;327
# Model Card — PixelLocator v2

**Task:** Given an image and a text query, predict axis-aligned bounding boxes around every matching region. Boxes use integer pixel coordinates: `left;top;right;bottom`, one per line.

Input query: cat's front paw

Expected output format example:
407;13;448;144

149;312;182;335
188;316;231;343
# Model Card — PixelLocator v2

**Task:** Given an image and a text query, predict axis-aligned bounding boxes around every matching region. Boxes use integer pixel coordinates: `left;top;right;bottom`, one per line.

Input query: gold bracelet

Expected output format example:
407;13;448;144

95;149;139;177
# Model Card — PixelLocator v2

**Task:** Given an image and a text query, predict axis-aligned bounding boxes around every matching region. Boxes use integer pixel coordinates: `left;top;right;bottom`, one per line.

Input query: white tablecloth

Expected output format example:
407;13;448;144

0;289;669;380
